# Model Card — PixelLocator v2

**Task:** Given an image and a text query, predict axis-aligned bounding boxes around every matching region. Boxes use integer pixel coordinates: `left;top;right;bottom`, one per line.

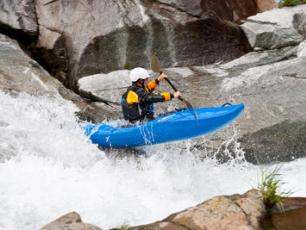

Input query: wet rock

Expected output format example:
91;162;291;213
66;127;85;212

0;34;63;96
218;42;306;163
40;212;102;230
0;0;37;40
0;34;112;123
240;120;306;164
124;189;265;230
241;5;306;49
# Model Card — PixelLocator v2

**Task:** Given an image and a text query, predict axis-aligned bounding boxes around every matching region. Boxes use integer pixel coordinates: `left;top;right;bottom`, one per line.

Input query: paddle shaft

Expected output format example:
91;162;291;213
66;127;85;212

164;78;192;107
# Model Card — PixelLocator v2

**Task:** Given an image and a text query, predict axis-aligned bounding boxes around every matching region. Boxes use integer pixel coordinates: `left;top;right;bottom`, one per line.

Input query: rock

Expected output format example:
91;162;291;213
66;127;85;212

0;34;113;123
268;198;306;230
218;44;306;163
40;212;102;230
126;189;265;230
297;40;306;57
241;5;306;49
0;34;63;96
78;70;130;105
0;0;252;89
157;0;258;22
240;120;306;164
255;0;278;12
0;0;37;39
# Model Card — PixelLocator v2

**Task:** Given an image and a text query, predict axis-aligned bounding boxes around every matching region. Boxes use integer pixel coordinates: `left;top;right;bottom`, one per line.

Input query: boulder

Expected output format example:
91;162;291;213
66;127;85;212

241;5;306;49
40;212;102;230
125;189;265;230
78;70;130;106
0;34;114;123
1;0;253;89
157;0;258;22
240;120;306;164
218;42;306;164
0;0;37;39
0;34;65;96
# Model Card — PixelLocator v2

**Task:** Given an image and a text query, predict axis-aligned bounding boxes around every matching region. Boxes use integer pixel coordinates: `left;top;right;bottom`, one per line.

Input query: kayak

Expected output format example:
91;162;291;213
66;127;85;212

84;104;244;148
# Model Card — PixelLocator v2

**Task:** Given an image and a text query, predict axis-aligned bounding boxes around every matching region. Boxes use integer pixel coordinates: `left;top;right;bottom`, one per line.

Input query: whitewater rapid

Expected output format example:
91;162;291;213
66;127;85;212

0;91;305;230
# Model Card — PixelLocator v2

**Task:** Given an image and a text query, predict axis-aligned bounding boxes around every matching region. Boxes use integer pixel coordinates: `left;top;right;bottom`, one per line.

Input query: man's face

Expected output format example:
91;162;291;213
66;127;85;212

137;79;148;88
143;78;148;88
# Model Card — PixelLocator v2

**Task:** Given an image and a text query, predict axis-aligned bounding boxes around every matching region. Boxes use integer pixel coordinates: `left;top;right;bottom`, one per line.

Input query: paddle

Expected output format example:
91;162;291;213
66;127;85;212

80;90;121;108
150;55;198;119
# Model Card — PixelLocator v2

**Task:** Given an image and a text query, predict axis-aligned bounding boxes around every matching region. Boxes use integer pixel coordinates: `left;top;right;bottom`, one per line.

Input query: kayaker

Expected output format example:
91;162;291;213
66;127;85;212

121;67;181;122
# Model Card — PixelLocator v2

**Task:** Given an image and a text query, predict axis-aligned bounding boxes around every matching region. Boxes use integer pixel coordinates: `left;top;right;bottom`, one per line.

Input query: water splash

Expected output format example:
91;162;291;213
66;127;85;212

0;91;305;230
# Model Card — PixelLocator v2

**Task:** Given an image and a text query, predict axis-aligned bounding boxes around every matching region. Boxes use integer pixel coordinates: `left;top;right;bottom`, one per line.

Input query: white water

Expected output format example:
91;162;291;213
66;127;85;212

0;91;306;230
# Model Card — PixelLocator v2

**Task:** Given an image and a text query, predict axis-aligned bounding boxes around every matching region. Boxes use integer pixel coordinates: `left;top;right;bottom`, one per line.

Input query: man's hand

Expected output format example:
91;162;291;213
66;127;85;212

158;73;167;81
173;91;182;99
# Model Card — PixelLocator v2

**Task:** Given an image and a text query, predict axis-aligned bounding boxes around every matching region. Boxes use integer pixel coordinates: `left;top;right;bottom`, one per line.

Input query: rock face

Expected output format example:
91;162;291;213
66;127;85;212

40;212;102;230
219;41;306;164
0;0;257;89
118;189;265;230
0;34;114;123
0;34;66;96
241;5;306;49
0;0;37;40
240;121;306;163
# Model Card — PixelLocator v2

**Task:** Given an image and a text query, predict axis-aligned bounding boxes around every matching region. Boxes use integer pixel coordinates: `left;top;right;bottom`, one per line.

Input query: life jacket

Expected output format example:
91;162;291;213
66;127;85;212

121;86;145;122
121;80;172;122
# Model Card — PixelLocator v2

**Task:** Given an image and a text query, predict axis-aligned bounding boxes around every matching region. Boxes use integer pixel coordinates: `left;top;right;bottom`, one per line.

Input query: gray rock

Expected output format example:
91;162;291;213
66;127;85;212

297;40;306;57
1;0;252;89
240;120;306;164
78;70;130;105
241;5;306;49
0;34;113;123
0;0;37;36
0;34;63;96
218;44;306;163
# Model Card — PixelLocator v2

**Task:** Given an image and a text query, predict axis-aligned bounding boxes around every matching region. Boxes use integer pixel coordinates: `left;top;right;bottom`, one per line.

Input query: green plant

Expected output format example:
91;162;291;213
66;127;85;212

123;63;130;70
118;224;129;230
282;0;303;6
258;167;292;211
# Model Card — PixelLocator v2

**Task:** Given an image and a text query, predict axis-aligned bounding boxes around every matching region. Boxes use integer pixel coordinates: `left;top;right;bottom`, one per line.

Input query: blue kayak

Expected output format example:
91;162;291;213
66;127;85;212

84;104;244;148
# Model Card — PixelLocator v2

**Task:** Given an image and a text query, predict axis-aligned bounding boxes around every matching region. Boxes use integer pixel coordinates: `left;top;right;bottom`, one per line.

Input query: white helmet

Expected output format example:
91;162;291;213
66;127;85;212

129;67;150;82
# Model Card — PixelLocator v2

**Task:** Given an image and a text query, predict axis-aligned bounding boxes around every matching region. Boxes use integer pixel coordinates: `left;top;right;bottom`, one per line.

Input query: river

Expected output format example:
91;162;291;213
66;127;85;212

0;91;305;230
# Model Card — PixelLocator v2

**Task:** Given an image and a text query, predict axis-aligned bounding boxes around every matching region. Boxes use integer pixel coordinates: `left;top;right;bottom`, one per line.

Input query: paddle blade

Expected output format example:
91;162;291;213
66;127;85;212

150;55;161;73
180;97;198;120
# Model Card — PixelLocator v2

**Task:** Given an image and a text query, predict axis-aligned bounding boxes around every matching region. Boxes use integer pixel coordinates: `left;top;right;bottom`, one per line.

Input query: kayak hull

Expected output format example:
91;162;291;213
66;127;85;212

84;104;244;148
